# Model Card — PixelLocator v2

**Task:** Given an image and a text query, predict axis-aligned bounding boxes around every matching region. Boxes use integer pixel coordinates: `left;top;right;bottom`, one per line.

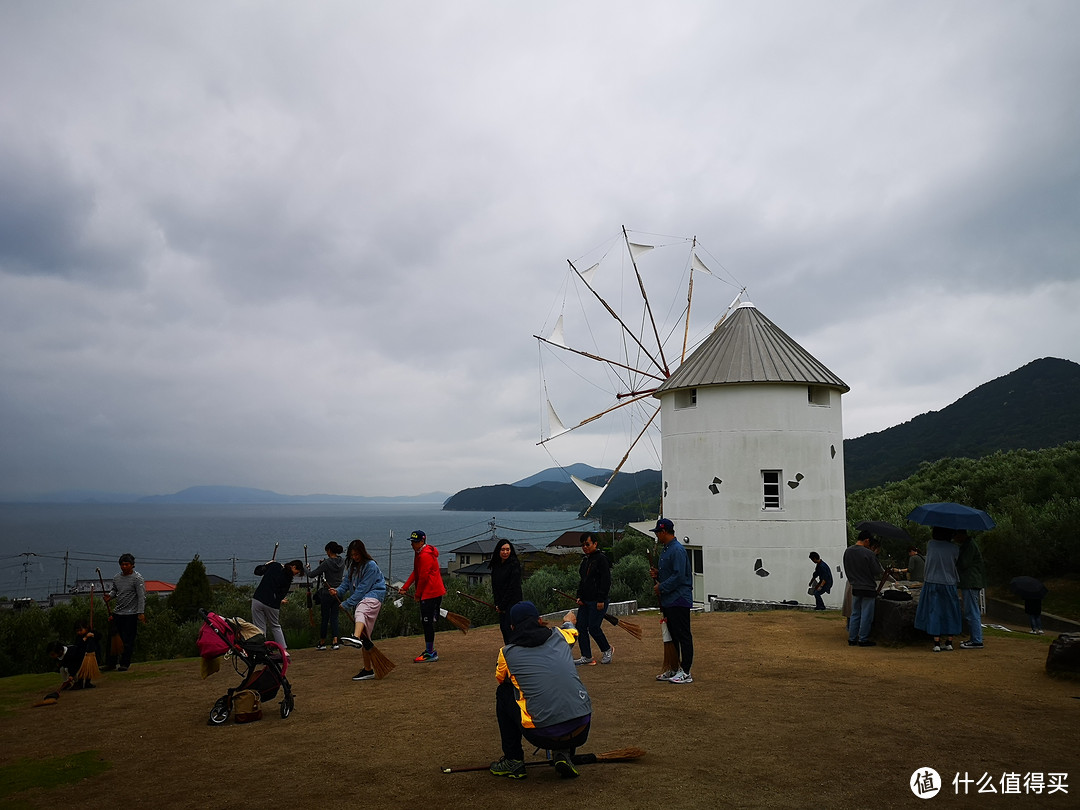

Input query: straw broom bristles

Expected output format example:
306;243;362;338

367;641;396;679
661;617;680;672
440;607;471;634
77;585;102;682
607;615;643;640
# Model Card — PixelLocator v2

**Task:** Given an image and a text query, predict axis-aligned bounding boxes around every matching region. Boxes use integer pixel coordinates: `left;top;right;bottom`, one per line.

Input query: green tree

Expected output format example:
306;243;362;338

168;555;213;622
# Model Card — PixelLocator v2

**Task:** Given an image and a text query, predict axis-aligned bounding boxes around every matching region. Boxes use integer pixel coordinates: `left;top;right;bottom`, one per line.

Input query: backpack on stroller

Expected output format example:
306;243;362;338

198;609;295;725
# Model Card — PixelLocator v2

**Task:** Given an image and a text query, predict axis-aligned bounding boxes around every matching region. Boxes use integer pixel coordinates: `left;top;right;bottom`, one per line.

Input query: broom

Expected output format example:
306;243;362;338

660;615;681;673
552;589;643;640
399;588;471;633
97;568;124;656
76;585;101;682
303;545;315;628
456;590;497;611
335;597;396;679
441;746;646;773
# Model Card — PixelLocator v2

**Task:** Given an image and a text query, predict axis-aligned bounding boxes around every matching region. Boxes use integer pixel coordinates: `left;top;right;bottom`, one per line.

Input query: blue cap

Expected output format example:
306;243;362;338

650;518;674;534
509;601;540;626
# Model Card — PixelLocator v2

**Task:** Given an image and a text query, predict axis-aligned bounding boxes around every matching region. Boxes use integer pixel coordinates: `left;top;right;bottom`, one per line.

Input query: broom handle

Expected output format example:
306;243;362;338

96;569;114;618
271;542;279;562
456;590;497;610
441;751;619;773
552;588;620;626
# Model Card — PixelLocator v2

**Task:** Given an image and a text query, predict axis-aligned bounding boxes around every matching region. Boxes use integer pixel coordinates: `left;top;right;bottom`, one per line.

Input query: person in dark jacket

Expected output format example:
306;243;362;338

489;601;592;780
808;552;833;610
574;532;612;666
252;558;303;652
307;541;346;650
955;530;986;649
489;539;523;644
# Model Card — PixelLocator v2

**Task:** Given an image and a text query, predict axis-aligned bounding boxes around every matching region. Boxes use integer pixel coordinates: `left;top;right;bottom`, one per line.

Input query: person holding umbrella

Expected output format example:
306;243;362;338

1010;577;1048;634
955;530;986;649
914;526;961;652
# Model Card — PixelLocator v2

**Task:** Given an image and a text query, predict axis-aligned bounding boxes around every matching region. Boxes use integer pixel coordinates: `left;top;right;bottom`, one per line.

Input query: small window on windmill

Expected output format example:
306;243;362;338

674;388;697;409
808;386;830;406
762;470;782;510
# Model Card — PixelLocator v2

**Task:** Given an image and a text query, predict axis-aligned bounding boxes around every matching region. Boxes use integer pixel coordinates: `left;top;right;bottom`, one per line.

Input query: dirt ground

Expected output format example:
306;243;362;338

3;610;1078;809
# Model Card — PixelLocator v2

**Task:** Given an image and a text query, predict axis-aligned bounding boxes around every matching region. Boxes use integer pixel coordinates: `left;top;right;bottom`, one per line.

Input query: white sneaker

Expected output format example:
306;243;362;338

656;669;676;681
600;646;614;665
669;669;693;684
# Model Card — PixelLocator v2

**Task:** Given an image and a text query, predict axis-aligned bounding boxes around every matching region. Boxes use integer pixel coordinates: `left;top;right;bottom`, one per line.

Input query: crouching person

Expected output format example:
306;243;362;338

491;601;592;780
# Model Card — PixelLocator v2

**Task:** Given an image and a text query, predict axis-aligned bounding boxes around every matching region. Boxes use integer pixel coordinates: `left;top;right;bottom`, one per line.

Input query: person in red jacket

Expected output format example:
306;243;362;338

399;530;447;662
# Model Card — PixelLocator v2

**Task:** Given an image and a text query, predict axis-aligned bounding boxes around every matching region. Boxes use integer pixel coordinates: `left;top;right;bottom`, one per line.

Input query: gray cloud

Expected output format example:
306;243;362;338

1;1;1078;498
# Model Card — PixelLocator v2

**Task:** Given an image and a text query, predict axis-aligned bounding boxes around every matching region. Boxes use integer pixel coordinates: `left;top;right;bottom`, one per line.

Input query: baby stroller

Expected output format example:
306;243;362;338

198;609;295;724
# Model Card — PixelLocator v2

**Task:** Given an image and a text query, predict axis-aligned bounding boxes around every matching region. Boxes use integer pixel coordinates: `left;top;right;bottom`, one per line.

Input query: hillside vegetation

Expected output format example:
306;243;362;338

844;356;1080;491
847;442;1080;583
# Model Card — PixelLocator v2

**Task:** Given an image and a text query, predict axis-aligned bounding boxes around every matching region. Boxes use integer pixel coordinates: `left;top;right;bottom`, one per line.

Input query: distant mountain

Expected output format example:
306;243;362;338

443;469;662;520
138;486;450;504
511;464;611;488
844;357;1080;491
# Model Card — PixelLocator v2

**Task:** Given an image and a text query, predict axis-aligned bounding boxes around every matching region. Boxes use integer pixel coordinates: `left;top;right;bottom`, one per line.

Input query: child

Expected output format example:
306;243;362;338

46;620;97;690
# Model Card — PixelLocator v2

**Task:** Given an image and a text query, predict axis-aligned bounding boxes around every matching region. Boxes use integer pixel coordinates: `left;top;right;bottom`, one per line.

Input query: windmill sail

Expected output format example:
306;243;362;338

571;475;607;506
535;227;745;515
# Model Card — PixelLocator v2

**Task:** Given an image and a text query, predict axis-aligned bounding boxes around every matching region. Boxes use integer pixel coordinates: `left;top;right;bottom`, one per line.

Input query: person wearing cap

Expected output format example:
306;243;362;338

842;530;883;647
399;530;447;662
489;601;592;780
649;518;694;684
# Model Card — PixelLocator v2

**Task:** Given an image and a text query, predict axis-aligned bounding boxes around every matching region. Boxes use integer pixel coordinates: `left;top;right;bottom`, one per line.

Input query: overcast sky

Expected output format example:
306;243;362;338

1;1;1077;500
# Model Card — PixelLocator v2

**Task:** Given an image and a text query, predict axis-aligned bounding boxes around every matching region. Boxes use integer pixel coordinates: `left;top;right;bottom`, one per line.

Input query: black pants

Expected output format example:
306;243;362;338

662;604;694;674
498;610;513;644
419;596;442;646
496;680;590;760
106;613;139;668
319;597;340;641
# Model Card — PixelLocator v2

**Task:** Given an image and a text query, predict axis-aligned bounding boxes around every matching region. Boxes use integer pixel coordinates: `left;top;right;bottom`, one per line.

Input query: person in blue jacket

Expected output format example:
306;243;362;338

650;518;694;684
333;539;387;681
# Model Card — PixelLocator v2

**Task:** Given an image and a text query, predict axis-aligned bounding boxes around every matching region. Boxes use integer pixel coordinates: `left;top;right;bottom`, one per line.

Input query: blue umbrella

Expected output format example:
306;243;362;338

906;502;996;531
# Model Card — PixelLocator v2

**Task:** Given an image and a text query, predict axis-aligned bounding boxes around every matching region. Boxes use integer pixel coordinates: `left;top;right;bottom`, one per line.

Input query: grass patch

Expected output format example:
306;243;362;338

0;750;110;801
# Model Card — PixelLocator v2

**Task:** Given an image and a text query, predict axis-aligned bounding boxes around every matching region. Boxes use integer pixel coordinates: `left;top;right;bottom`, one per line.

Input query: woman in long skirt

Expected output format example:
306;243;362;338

914;526;962;651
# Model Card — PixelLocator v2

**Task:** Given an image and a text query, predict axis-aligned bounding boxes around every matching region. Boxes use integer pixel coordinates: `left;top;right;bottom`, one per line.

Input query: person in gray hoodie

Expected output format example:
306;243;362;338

307;541;346;650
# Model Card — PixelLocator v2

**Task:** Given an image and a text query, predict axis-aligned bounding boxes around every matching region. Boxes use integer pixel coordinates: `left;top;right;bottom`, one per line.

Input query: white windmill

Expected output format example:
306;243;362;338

536;228;849;608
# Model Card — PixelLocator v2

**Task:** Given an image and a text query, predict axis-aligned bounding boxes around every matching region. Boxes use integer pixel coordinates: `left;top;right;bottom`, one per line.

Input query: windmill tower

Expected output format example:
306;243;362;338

652;301;849;608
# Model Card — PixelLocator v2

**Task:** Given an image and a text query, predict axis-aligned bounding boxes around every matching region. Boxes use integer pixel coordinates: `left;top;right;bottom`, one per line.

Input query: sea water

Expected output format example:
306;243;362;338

0;503;591;600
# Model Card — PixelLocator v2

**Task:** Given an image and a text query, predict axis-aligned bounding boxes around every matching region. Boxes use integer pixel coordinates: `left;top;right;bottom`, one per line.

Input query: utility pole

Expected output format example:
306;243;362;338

388;529;394;582
64;550;69;591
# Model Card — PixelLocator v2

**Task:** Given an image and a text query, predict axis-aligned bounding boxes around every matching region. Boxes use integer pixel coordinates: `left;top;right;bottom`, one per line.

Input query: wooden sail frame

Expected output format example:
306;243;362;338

535;228;742;512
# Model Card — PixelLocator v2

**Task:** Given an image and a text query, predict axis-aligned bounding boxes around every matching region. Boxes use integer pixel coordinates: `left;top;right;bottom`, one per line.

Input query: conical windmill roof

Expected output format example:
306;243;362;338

654;302;849;395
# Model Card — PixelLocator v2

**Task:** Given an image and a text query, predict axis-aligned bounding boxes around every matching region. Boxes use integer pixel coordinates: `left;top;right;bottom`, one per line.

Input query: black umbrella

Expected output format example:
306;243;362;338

855;520;912;542
906;502;996;531
1009;576;1048;601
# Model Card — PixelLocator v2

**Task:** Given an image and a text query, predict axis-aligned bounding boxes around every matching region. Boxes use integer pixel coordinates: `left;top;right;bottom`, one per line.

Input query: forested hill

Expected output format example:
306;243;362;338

843;357;1080;491
443;469;662;520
